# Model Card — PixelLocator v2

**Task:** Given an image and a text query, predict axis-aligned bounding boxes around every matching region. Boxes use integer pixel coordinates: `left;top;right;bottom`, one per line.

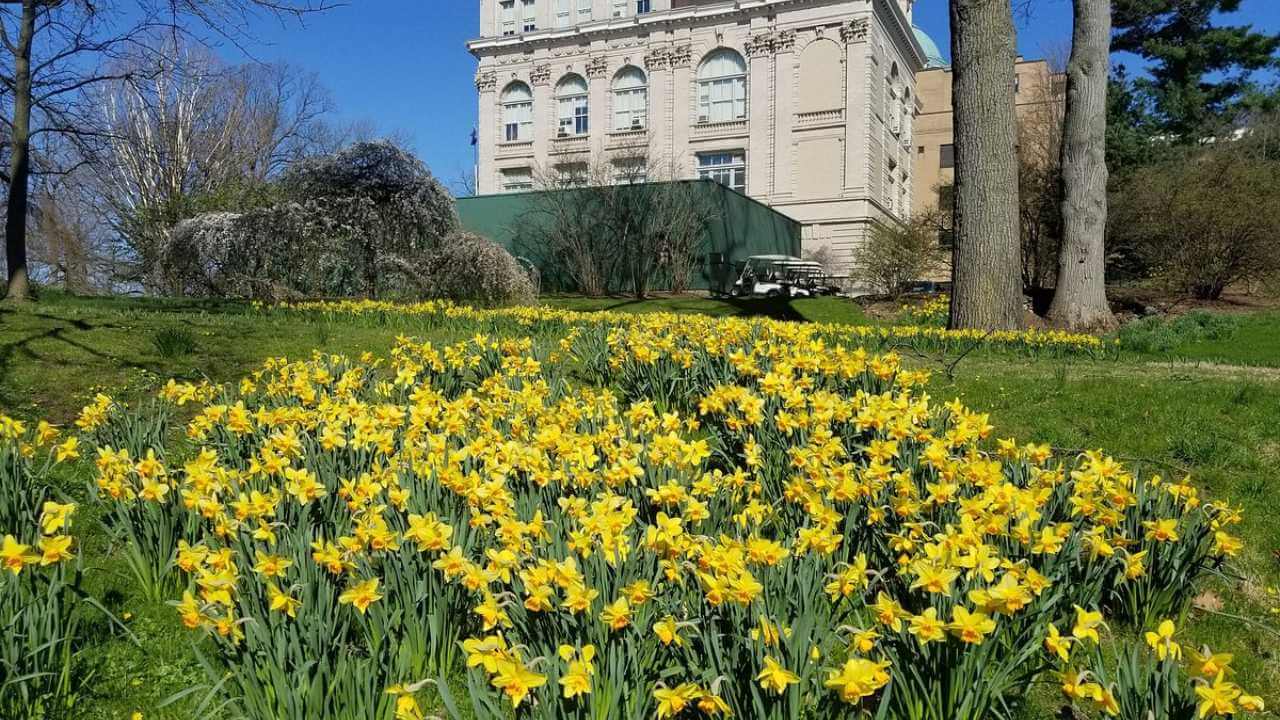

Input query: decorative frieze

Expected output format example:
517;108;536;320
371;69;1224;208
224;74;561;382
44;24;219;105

669;44;692;68
585;55;609;79
775;30;796;53
474;70;497;93
530;64;551;86
746;32;775;58
644;46;671;71
841;18;869;43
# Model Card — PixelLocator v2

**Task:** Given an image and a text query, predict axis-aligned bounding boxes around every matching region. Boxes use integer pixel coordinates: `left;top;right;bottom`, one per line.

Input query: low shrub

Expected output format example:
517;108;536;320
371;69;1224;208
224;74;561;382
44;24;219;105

1118;312;1240;354
151;327;199;358
416;231;537;307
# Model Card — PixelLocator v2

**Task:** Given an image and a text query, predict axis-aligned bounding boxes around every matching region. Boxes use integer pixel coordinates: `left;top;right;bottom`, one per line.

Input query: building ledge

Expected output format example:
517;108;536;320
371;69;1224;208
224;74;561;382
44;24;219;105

468;0;883;54
606;127;649;149
795;108;845;130
549;134;591;154
691;119;749;140
496;140;535;159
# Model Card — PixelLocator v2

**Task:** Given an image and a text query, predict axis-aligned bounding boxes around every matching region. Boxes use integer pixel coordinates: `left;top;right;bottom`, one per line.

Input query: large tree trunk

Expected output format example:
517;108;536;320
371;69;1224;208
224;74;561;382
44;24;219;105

1047;0;1117;331
4;0;36;302
947;0;1025;330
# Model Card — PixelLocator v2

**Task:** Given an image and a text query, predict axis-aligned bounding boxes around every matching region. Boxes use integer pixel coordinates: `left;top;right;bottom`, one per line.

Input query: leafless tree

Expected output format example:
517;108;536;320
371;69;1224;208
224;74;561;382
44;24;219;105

948;0;1026;329
521;151;717;298
856;211;952;298
97;40;335;282
1;0;338;302
1016;63;1066;295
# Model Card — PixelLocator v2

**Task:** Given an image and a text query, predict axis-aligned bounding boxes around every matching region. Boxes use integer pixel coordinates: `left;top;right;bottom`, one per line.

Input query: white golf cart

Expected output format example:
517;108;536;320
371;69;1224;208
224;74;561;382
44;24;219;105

728;255;841;298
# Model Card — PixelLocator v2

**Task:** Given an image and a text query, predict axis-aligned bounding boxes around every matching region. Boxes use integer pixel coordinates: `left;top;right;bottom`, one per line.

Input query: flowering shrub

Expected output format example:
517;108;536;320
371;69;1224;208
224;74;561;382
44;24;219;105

415;231;537;307
61;310;1253;720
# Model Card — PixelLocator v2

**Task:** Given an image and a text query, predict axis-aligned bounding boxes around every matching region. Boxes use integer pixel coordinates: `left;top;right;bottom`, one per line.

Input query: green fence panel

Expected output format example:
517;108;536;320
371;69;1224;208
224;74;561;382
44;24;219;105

456;179;802;293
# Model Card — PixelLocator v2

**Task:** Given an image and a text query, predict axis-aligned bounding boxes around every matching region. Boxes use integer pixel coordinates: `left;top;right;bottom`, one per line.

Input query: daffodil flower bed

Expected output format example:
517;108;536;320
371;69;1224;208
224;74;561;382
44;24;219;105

267;298;1113;357
3;312;1262;720
0;419;89;717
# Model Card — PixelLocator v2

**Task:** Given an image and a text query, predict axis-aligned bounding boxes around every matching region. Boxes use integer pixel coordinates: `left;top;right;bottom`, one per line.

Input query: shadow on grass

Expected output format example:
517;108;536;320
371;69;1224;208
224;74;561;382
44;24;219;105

0;315;164;412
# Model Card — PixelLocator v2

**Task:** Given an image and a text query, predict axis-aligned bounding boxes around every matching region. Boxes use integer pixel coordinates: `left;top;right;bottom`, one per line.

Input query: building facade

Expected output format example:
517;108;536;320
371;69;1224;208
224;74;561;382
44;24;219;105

911;55;1062;217
468;0;928;272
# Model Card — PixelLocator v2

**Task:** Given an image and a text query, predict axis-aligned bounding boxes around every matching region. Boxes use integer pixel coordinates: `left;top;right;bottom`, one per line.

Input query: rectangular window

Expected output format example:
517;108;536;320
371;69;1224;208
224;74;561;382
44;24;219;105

614;88;647;130
558;95;589;136
697;152;746;193
613;158;648;184
698;77;747;123
939;143;955;169
578;0;592;21
636;0;651;12
501;167;533;193
500;0;516;35
556;0;571;26
938;184;955;248
503;101;533;142
554;162;589;185
613;0;627;17
522;0;536;32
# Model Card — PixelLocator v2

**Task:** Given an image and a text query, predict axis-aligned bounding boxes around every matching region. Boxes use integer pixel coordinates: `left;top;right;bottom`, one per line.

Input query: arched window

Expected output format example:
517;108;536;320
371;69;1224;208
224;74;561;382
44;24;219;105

501;82;533;143
798;38;843;113
612;66;648;131
901;87;913;146
696;48;747;124
556;74;589;137
887;64;902;135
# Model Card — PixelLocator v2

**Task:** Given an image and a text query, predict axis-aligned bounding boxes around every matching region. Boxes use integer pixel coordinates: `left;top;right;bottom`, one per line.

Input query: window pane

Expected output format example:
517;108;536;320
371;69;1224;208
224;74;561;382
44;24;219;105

697;152;746;192
940;144;955;169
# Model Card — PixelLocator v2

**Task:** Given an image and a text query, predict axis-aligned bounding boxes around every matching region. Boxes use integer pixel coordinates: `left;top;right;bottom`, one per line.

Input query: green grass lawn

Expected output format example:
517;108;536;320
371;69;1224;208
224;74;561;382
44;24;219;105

2;292;1278;718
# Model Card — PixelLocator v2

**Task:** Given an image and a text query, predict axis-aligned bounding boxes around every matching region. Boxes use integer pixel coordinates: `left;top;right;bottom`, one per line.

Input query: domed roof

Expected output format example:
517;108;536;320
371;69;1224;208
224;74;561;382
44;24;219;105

912;25;948;69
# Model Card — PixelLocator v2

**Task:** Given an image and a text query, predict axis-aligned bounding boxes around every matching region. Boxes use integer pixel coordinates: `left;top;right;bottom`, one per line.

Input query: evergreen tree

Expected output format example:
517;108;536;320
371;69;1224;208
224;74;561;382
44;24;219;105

1113;0;1280;141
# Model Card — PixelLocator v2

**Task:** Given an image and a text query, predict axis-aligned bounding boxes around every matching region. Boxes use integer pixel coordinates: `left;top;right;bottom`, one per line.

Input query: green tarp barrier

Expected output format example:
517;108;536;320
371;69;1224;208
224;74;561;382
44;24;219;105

456;179;802;294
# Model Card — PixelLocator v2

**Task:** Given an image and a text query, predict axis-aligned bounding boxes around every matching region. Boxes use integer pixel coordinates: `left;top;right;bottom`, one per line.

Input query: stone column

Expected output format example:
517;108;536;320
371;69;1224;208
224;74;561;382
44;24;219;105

669;41;693;177
531;63;553;174
842;17;871;196
771;30;796;201
644;45;673;165
586;54;610;158
475;68;499;194
746;28;775;199
479;0;494;38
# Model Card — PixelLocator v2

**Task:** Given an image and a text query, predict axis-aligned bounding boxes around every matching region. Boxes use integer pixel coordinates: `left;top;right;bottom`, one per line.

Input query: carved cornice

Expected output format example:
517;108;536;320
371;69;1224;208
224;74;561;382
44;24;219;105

841;18;869;43
669;44;692;68
775;29;796;53
586;55;609;79
746;31;775;58
644;46;671;71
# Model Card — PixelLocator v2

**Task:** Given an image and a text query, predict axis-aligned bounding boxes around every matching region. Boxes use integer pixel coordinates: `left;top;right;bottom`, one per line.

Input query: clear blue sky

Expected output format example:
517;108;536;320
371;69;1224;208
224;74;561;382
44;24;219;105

233;0;1280;187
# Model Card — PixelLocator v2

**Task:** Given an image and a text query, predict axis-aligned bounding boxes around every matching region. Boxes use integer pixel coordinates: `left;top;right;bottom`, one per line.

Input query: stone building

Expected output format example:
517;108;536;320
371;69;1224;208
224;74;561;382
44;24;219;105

468;0;929;273
911;53;1062;219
